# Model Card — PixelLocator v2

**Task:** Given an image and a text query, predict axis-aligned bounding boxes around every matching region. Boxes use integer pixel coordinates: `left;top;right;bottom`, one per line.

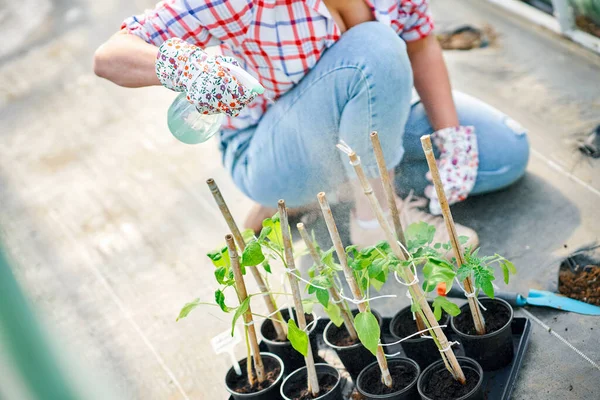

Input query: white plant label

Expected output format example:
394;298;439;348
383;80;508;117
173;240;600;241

211;328;242;375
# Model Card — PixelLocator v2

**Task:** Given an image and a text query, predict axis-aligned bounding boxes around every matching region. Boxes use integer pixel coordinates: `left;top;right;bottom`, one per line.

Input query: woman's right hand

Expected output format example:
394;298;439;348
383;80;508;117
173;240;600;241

155;38;257;117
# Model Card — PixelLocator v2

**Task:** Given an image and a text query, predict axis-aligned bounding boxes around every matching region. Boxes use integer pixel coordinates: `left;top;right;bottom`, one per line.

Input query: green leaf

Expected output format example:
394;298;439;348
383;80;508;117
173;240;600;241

368;259;386;279
177;298;201;321
287;319;309;357
434;243;441;249
258;225;272;242
262;261;272;273
324;302;344;327
215;289;231;312
231;297;250;335
242;228;256;243
405;222;436;250
214;267;227;285
321;247;336;268
316;289;329;308
422;260;456;292
354;311;380;356
241;240;265;267
480;279;495;299
207;248;228;268
458;236;469;245
302;299;316;314
432;296;461;321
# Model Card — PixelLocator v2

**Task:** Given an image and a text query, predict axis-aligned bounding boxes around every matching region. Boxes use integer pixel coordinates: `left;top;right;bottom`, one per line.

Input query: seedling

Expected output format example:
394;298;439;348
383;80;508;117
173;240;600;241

207;178;287;340
297;223;358;341
337;143;466;383
318;192;394;387
420;136;516;335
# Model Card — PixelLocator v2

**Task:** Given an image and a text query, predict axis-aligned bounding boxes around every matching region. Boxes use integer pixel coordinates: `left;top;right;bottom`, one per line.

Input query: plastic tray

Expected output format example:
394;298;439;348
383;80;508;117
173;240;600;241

229;316;531;399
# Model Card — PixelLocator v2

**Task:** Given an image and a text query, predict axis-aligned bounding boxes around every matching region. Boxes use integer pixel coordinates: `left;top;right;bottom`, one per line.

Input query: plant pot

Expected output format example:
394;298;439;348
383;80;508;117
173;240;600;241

322;309;382;381
356;357;420;399
389;302;450;369
417;356;483;400
260;308;319;373
225;352;285;400
280;363;342;400
450;298;514;371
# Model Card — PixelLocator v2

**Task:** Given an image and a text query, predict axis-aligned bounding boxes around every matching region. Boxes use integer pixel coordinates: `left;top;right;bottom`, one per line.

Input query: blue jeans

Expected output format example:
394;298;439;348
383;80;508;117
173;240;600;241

220;22;529;208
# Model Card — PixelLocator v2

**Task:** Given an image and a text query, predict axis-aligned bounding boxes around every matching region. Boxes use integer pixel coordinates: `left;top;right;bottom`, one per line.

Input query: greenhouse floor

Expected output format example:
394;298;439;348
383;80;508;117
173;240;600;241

0;0;599;399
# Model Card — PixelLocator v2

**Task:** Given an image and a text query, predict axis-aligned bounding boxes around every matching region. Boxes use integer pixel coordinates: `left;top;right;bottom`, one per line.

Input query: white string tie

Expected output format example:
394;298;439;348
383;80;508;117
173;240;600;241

382;325;450;357
336;140;361;166
393;241;419;287
285;268;329;291
304;316;321;332
244;320;255;326
439;340;460;353
454;277;487;311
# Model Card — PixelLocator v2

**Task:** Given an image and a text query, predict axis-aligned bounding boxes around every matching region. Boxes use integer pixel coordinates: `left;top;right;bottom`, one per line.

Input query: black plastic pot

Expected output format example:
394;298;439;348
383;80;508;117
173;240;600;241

280;363;342;400
260;308;319;372
356;357;420;400
322;309;382;380
225;352;285;400
417;357;483;400
450;298;514;371
389;302;450;369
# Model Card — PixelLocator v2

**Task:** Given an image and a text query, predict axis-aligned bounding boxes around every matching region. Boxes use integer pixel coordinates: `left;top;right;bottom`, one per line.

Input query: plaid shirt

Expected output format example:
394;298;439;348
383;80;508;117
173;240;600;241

123;0;434;132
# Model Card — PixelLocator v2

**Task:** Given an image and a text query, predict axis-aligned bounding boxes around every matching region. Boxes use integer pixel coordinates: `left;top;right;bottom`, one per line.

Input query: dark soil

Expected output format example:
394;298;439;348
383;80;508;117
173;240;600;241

421;367;480;400
263;312;314;342
575;15;600;39
327;323;359;346
359;362;417;395
454;301;510;335
393;305;449;338
559;254;600;306
287;374;337;400
228;356;281;394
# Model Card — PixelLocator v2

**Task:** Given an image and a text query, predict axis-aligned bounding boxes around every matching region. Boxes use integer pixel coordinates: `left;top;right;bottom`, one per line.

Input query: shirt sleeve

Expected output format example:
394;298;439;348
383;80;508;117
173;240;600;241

121;0;220;48
399;0;434;42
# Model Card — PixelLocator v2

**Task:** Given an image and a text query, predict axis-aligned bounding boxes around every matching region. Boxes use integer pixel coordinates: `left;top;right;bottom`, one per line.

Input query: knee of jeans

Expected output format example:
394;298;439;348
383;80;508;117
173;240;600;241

504;118;530;179
344;22;412;86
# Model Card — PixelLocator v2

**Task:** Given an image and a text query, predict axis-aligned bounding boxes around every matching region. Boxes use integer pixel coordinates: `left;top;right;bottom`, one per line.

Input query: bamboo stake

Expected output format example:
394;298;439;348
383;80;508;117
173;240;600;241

370;132;427;333
343;151;466;384
278;200;320;397
370;131;407;248
317;192;393;388
297;222;358;341
420;136;486;336
226;234;265;383
207;179;287;339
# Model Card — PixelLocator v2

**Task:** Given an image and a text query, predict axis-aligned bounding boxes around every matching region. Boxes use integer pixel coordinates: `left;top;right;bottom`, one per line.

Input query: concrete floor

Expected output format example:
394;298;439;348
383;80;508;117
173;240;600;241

0;0;599;399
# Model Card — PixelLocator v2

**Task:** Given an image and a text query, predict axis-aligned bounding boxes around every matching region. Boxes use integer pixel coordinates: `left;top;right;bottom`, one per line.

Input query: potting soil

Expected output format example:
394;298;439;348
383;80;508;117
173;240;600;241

421;368;479;400
559;264;600;305
453;301;510;335
359;363;417;395
228;356;281;393
287;374;338;400
392;308;449;337
327;323;359;347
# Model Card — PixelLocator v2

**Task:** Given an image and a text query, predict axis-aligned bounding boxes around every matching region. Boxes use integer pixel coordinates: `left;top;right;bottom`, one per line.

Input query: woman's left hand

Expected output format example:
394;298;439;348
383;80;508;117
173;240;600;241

425;126;479;215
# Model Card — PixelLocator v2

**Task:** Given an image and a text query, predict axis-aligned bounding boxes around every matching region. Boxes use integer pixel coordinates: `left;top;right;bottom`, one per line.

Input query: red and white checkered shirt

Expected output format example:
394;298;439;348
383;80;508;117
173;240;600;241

123;0;434;131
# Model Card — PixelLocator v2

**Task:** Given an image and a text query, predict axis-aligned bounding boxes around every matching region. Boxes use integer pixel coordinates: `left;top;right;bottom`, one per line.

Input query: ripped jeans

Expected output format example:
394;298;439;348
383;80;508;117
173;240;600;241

220;22;529;207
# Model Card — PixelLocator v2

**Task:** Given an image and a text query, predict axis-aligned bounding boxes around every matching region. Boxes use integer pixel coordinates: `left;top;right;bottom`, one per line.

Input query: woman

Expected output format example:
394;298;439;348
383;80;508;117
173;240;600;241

94;0;529;247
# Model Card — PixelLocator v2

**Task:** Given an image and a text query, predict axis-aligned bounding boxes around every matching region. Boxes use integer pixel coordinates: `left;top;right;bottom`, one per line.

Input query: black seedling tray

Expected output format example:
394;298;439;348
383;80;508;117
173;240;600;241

229;316;531;400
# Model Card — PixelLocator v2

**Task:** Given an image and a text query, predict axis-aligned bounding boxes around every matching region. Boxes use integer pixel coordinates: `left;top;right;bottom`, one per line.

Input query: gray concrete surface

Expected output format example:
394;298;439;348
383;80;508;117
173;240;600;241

0;0;599;399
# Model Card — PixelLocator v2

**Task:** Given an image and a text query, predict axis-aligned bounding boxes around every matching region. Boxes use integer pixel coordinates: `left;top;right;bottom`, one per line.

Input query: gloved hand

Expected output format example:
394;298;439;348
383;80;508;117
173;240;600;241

155;38;257;117
425;126;479;215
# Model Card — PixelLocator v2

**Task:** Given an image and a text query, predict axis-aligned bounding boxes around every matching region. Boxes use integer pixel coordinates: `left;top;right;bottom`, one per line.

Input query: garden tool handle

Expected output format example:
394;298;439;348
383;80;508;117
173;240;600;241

441;285;527;307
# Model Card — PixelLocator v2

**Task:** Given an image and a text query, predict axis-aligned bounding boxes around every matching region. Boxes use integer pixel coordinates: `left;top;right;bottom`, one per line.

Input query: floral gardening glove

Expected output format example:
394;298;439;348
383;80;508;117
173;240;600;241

155;38;257;117
425;126;479;215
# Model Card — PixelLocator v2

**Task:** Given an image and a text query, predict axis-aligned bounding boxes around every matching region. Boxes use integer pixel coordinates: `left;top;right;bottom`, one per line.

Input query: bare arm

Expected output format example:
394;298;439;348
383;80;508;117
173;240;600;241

406;35;459;131
93;30;161;88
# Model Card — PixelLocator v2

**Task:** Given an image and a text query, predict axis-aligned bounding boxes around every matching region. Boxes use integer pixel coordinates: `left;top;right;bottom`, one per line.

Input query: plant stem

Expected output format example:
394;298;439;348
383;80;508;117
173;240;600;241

243;325;256;385
343;151;466;384
278;201;320;397
226;234;265;384
370;131;407;249
419;136;486;336
317;193;393;388
297;222;358;341
207;179;287;340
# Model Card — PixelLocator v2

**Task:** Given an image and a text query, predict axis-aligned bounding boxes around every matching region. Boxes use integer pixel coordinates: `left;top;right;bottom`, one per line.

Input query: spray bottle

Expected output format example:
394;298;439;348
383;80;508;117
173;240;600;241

167;63;265;144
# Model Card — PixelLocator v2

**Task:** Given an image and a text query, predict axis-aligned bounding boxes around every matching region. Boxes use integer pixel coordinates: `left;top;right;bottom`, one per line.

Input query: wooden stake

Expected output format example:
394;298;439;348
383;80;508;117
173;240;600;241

227;234;265;383
207;179;287;339
370;132;427;332
278;200;320;397
419;136;486;336
297;222;358;341
370;131;407;248
343;151;466;384
317;192;393;388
